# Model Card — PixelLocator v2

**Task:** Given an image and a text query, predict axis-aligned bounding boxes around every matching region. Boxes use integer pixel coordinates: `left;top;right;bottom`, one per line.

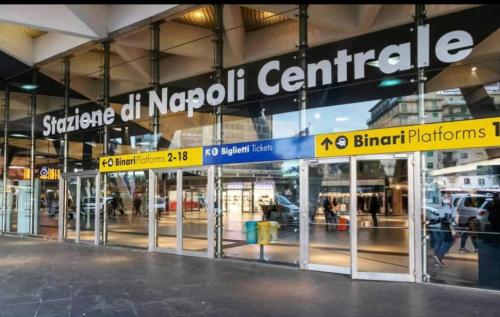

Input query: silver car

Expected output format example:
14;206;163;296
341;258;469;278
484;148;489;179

451;194;491;227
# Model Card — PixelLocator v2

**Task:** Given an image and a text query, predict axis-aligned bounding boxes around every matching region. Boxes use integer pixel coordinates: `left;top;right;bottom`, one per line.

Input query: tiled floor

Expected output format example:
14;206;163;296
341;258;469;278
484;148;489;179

0;235;498;317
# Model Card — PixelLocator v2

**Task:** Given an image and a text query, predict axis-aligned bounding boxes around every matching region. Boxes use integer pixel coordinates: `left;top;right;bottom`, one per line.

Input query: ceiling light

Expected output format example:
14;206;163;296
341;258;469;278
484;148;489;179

9;166;25;169
11;133;28;138
112;127;122;131
379;78;405;88
21;84;39;91
471;67;477;72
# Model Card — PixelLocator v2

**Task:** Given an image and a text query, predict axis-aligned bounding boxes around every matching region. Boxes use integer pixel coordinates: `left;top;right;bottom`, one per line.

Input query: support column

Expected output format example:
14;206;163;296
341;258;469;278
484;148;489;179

414;4;426;284
101;41;110;245
298;5;309;269
298;5;308;136
60;57;70;240
151;22;161;151
214;4;224;258
149;23;161;250
2;86;9;232
29;71;37;234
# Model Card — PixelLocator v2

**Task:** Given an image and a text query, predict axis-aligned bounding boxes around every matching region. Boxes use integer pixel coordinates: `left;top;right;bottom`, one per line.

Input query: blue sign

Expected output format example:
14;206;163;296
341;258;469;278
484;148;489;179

203;136;315;165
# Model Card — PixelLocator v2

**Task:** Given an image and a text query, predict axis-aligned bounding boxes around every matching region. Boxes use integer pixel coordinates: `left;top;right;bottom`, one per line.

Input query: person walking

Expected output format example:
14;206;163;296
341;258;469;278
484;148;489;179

323;196;334;231
429;197;457;267
133;194;142;216
332;197;340;230
111;194;118;216
459;217;479;253
369;193;380;227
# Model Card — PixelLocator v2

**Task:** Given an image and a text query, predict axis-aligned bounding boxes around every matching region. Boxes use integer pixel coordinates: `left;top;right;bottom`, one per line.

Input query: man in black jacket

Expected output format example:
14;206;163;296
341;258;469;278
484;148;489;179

369;193;380;227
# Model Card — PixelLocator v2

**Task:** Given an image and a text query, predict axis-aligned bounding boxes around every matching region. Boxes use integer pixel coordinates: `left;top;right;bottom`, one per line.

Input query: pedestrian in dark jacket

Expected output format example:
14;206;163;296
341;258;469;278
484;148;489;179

369;193;380;227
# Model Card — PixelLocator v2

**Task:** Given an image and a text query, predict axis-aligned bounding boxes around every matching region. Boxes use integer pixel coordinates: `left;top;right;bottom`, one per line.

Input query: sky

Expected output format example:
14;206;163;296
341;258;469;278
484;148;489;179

272;100;379;138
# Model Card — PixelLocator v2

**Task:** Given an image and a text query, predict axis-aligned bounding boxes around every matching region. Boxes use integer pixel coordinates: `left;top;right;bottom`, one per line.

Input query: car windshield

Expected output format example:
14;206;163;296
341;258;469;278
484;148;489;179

276;195;292;205
464;197;486;208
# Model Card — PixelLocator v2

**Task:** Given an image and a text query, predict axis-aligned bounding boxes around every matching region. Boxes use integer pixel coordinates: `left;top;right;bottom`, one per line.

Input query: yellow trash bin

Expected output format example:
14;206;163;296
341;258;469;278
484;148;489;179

269;221;280;242
257;221;271;245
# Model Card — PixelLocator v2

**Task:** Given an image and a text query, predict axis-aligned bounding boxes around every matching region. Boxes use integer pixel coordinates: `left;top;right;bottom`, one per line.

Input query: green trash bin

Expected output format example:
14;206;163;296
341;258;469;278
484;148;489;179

245;221;258;244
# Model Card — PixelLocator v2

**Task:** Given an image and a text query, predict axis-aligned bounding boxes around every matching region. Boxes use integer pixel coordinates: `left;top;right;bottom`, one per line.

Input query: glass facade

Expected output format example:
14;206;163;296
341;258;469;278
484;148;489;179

0;4;499;291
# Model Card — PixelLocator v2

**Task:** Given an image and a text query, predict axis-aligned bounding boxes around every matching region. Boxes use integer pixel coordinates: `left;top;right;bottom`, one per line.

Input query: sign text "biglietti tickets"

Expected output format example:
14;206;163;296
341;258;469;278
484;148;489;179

99;147;202;172
315;118;500;157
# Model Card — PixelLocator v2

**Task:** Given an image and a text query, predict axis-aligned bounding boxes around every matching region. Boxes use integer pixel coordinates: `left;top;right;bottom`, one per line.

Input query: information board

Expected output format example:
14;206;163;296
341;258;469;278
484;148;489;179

315;117;500;158
99;147;203;172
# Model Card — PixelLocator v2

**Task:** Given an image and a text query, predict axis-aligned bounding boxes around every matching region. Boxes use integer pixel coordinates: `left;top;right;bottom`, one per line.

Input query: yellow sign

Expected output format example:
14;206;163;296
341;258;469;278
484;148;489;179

315;117;500;158
99;147;203;172
23;167;61;180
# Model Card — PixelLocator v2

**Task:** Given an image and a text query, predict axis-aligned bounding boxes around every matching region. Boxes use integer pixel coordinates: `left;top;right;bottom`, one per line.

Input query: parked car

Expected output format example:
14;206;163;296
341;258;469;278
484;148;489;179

451;194;491;227
81;197;114;216
262;194;300;224
425;206;441;225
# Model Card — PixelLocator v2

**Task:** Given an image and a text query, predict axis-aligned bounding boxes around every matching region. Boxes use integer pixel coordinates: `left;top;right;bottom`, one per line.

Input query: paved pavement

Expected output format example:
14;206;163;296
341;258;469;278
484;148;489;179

0;235;498;317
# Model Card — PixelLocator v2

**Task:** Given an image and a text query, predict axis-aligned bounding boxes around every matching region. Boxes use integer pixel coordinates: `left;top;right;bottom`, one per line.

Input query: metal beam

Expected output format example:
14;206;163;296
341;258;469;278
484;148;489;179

214;4;224;258
29;70;37;234
2;86;9;232
151;22;160;151
102;41;110;245
298;5;308;136
62;56;70;239
414;4;426;284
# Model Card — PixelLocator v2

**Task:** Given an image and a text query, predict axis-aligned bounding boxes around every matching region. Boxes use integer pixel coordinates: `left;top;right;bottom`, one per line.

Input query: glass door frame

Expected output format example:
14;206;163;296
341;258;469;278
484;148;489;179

59;170;100;245
149;165;214;259
301;153;416;282
301;157;353;274
352;153;415;282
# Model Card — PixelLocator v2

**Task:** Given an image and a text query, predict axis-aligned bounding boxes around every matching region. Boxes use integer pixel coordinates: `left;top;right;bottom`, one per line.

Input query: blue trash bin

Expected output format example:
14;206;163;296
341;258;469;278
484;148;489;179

245;221;258;244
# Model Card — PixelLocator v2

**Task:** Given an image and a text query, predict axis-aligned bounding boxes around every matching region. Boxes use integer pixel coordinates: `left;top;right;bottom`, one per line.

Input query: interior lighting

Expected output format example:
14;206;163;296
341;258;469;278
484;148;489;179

10;133;28;138
471;66;477;72
378;78;404;88
112;127;122;131
21;84;39;91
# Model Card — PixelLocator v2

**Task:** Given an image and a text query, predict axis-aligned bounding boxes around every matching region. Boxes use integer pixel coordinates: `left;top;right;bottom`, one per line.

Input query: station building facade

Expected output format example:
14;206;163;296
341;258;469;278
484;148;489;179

0;4;500;291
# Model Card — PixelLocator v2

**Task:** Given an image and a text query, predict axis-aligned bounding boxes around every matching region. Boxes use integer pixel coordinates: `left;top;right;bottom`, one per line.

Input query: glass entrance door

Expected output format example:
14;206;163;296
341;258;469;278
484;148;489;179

306;158;352;274
304;154;415;282
61;173;99;244
352;154;414;282
153;167;214;257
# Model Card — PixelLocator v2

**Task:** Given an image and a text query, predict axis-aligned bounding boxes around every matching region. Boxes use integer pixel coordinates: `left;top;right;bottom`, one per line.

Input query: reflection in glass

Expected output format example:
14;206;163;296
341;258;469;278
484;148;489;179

308;160;351;270
156;171;177;250
79;177;97;243
182;170;208;252
356;158;409;274
106;171;149;248
222;161;300;265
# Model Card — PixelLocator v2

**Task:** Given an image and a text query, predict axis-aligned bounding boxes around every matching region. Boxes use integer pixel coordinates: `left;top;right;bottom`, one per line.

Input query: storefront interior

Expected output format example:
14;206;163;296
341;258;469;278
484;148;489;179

0;4;499;291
